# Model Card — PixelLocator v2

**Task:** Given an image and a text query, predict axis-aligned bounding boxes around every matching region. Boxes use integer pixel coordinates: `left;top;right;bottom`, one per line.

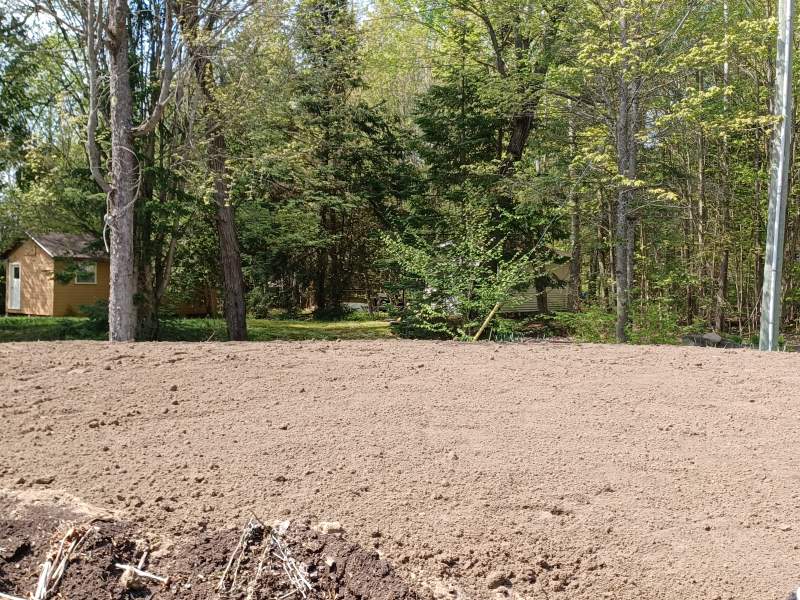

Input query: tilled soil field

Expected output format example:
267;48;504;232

1;340;799;600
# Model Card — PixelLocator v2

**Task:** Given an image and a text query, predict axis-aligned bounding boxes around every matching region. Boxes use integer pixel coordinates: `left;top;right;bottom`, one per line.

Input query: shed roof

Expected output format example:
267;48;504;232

3;232;108;260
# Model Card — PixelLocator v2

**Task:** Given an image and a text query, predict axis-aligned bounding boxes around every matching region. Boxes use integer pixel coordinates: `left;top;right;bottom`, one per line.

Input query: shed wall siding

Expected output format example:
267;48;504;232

6;240;54;315
52;259;110;316
501;262;572;314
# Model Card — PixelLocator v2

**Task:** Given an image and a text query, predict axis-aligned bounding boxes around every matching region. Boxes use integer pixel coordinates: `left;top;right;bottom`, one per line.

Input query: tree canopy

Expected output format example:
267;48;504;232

0;0;795;344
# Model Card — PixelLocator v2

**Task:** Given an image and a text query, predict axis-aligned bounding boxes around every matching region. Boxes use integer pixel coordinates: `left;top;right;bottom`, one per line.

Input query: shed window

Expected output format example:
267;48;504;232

75;262;97;284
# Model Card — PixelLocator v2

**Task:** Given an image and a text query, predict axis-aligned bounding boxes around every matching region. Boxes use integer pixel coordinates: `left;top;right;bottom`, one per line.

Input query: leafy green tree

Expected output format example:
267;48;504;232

385;198;534;339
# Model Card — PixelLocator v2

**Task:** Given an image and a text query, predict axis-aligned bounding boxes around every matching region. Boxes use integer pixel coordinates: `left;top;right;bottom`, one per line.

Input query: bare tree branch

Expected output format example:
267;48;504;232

132;2;175;137
85;0;110;193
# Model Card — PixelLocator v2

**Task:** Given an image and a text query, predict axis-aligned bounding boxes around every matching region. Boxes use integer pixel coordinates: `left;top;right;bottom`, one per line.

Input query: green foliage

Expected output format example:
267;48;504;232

53;260;97;285
626;300;684;346
414;48;504;191
312;304;353;321
223;0;420;316
556;300;703;346
246;286;277;319
553;305;617;343
384;202;536;339
0;316;391;343
80;301;110;333
0;317;106;342
3;0;797;346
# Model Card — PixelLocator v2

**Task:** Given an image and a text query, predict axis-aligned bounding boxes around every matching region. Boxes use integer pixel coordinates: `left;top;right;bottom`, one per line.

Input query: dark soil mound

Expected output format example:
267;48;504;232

0;495;424;599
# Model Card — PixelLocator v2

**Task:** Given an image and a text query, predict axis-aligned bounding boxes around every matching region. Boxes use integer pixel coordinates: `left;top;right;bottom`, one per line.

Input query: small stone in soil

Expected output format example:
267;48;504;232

486;571;512;589
315;521;343;535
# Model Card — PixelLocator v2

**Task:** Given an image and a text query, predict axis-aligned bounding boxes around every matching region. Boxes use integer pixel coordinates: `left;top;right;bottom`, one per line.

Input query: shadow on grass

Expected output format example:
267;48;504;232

0;317;106;342
0;316;393;343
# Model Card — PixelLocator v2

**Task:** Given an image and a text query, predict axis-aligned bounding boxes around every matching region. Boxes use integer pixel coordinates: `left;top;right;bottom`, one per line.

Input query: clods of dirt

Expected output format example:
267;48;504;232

0;492;425;599
6;340;800;598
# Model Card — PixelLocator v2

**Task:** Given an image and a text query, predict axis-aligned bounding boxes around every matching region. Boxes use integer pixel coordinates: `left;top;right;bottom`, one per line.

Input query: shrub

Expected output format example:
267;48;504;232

553;304;616;343
313;304;353;321
384;204;537;340
627;300;683;345
80;300;109;333
556;299;706;345
247;286;273;319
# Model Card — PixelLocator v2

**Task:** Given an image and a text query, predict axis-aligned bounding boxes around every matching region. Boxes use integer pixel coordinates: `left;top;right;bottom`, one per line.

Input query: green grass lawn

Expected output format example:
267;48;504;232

0;316;393;343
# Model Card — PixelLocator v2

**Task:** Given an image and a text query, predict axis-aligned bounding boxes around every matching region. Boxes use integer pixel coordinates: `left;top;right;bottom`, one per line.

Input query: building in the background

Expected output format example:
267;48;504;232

2;232;217;317
3;232;109;316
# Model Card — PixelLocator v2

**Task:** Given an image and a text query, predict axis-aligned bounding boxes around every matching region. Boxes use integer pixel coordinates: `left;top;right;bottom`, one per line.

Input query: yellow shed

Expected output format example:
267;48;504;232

3;233;110;317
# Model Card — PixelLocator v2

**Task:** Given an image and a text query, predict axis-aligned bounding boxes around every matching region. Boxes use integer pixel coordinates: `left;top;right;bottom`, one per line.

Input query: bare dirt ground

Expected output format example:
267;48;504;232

1;340;800;600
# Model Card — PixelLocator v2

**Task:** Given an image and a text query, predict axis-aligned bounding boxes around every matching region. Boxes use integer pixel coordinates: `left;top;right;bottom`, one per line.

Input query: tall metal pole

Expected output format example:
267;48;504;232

760;0;795;351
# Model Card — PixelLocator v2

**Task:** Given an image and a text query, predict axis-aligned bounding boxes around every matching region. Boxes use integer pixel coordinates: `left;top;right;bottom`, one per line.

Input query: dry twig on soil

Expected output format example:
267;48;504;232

218;517;264;594
244;537;270;600
30;524;96;600
227;515;313;600
270;529;312;599
116;545;170;588
114;563;170;585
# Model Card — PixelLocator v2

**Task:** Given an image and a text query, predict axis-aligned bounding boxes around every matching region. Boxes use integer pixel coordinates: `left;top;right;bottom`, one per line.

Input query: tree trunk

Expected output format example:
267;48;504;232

107;0;137;342
715;244;730;332
567;113;581;310
535;278;549;314
135;128;158;341
588;246;599;301
716;4;731;333
500;115;534;174
614;87;631;341
569;193;581;310
314;209;329;310
174;0;248;341
209;124;247;341
626;216;636;299
613;5;639;343
614;192;629;342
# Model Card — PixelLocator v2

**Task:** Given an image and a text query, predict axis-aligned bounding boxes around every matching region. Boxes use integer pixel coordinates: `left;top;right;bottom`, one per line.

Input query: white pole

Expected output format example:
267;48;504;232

760;0;795;351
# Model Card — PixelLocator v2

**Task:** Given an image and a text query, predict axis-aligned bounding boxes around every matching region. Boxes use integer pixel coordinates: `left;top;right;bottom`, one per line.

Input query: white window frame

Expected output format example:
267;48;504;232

74;261;97;285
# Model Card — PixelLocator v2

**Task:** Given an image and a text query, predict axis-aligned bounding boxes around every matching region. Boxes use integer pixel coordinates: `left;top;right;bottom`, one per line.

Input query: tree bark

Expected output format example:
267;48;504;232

107;0;137;342
715;2;730;333
614;192;629;342
535;278;549;314
626;216;636;299
568;191;582;311
174;0;247;340
715;243;730;332
135;126;157;340
500;115;534;174
86;0;174;342
209;124;247;340
614;7;637;343
567;114;581;310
